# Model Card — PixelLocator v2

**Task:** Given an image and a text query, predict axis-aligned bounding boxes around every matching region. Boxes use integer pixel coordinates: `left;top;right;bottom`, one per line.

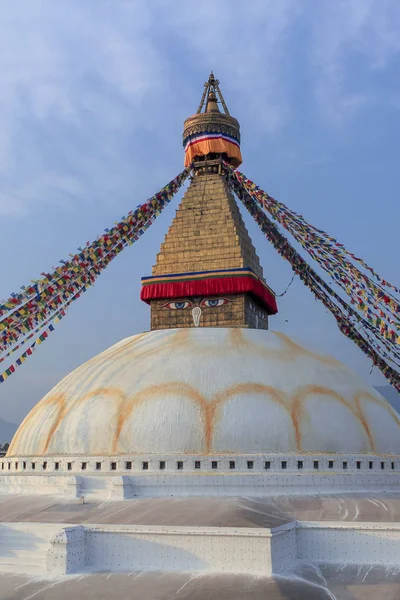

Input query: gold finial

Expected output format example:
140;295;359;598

196;72;230;116
184;73;241;168
206;89;220;113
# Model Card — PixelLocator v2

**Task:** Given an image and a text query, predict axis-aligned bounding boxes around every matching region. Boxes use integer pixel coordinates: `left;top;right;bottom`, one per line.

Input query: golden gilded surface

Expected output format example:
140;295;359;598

149;174;269;330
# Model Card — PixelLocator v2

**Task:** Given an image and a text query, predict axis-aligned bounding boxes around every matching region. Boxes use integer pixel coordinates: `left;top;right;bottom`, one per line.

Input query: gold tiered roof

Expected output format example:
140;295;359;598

152;175;263;277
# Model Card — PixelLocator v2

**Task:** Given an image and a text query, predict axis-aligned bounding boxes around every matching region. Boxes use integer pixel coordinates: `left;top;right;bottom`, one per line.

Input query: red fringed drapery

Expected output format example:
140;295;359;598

141;269;278;315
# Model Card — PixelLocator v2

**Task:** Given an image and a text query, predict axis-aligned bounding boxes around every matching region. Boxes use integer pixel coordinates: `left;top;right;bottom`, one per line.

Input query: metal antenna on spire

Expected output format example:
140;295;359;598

215;81;230;116
197;82;208;114
196;72;230;115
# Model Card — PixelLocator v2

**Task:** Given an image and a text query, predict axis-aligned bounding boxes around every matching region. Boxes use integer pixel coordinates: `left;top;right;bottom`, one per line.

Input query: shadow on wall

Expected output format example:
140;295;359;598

85;532;208;572
0;524;46;559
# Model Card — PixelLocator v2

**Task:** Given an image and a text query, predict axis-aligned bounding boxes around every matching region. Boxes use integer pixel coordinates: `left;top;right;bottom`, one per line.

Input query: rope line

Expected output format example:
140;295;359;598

0;169;190;383
225;168;400;392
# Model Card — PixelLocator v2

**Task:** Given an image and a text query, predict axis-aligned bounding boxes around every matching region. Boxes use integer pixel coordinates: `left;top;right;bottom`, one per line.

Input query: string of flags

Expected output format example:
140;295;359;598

226;165;399;355
226;169;400;392
0;281;87;368
1;159;398;390
0;169;190;383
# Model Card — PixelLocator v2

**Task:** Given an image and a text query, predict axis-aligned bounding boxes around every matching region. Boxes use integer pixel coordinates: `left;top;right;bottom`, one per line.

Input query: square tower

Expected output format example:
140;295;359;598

140;73;277;330
142;166;277;330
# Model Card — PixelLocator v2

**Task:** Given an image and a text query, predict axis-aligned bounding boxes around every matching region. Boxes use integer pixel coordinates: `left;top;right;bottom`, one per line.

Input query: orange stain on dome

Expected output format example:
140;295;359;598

354;389;400;428
42;394;68;454
291;385;376;451
113;381;291;455
112;381;209;454
8;392;66;456
8;337;400;457
227;329;342;368
43;387;127;455
273;333;342;367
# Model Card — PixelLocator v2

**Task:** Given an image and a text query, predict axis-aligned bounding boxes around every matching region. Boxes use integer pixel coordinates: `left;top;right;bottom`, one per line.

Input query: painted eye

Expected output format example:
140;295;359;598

200;298;230;308
161;301;192;310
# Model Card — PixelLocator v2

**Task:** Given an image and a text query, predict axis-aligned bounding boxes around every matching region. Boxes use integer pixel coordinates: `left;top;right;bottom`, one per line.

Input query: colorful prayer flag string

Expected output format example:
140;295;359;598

0;169;190;382
225;165;400;351
226;168;400;392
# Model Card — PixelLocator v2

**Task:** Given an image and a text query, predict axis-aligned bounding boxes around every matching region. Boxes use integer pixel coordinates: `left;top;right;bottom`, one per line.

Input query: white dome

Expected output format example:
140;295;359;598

8;328;400;457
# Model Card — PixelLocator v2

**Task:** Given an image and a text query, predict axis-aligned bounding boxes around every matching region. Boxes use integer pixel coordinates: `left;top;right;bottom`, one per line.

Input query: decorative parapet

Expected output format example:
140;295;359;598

64;476;79;498
46;526;86;574
111;475;132;500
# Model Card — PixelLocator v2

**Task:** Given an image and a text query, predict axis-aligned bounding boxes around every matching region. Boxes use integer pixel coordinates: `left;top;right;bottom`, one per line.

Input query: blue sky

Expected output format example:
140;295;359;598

1;0;399;423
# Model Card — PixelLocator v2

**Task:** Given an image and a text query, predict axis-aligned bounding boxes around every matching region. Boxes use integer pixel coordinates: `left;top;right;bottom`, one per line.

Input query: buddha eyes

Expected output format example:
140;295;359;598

200;298;230;308
161;301;192;310
160;297;231;310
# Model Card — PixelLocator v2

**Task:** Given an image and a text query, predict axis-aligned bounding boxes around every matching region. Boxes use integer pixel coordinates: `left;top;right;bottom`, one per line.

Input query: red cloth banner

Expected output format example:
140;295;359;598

141;274;278;315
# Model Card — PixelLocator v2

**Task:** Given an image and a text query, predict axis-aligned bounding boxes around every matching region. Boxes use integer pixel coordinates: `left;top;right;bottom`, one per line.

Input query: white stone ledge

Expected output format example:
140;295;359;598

299;521;400;531
2;452;400;475
1;471;400;499
297;521;400;566
59;520;400;574
2;520;400;576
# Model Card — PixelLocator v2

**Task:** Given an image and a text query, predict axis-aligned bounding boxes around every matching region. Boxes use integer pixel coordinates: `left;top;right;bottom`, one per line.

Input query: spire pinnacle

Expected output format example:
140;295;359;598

183;73;242;168
197;72;230;116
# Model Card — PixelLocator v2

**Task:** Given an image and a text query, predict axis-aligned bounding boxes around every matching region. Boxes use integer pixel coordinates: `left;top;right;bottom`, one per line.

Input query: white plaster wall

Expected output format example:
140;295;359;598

4;521;400;576
297;522;400;565
270;522;297;573
123;472;400;496
2;452;398;474
1;468;400;499
85;526;271;575
0;475;79;497
0;523;63;574
46;526;87;574
8;328;400;457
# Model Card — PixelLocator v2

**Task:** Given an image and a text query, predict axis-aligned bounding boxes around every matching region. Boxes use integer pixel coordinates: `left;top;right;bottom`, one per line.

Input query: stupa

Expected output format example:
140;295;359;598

1;74;400;593
4;72;400;473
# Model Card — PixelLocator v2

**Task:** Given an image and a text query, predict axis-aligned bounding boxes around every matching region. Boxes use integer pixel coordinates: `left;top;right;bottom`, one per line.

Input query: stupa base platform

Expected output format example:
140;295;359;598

2;452;400;500
1;493;400;583
2;565;400;600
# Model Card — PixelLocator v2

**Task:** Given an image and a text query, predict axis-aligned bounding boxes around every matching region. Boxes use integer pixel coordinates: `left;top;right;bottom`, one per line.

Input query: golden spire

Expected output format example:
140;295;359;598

183;72;242;167
205;89;220;113
197;72;230;115
140;74;277;331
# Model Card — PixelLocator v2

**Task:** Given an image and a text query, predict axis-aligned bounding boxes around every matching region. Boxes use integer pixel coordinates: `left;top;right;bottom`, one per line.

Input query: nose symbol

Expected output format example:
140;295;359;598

192;307;201;327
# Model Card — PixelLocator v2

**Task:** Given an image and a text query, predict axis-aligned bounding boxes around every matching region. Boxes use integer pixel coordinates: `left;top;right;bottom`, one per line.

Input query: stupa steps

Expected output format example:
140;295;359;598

155;249;244;261
0;559;46;574
167;218;246;232
162;223;250;236
157;242;262;258
158;241;262;255
159;235;249;249
152;171;264;284
156;242;262;268
159;240;262;263
0;523;60;574
160;233;243;245
154;254;261;269
153;261;248;274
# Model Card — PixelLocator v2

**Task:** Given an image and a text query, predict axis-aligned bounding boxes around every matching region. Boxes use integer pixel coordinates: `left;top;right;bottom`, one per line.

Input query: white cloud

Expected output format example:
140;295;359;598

310;0;400;123
0;0;170;216
0;0;399;216
160;0;300;133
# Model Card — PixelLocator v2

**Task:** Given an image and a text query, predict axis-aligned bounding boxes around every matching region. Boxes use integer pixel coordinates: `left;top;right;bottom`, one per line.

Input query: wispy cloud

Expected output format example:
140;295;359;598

310;0;400;123
0;1;170;216
0;0;399;216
